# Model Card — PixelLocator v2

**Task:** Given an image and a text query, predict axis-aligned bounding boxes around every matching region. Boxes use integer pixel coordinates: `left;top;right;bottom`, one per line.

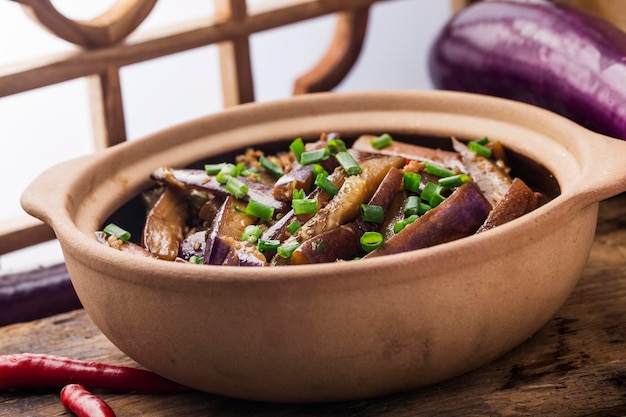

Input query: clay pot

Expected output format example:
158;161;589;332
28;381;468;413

21;91;626;402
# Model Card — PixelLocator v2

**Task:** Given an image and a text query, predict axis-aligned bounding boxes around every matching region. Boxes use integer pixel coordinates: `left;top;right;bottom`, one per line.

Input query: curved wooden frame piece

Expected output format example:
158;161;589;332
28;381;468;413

293;6;370;95
11;0;157;48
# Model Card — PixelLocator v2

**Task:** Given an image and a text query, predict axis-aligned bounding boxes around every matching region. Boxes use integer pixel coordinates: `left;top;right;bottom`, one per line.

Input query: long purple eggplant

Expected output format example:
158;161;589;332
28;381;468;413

429;0;626;140
0;263;82;326
364;181;491;259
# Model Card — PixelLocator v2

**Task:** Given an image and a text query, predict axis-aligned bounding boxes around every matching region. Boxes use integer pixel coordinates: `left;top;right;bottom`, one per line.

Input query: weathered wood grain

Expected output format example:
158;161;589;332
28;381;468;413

1;193;625;416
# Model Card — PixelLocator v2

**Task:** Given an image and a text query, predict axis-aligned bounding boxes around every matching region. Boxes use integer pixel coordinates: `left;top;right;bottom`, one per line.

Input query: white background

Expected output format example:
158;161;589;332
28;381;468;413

0;0;452;271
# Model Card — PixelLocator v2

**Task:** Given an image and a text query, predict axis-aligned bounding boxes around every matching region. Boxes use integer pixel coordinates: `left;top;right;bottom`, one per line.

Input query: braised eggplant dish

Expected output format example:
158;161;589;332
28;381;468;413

97;133;550;266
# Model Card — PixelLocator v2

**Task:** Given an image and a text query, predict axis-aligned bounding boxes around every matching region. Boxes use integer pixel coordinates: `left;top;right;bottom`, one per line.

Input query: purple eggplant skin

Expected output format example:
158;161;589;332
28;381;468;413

364;181;491;259
429;0;626;140
206;236;266;266
0;263;82;326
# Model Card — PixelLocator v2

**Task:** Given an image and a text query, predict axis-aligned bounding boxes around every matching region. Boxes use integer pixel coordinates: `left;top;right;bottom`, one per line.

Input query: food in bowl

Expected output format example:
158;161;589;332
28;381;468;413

96;132;551;266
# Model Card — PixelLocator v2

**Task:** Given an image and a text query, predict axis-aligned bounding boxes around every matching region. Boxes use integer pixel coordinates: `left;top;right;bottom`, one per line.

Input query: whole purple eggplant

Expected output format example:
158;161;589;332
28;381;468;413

428;0;626;140
0;263;82;326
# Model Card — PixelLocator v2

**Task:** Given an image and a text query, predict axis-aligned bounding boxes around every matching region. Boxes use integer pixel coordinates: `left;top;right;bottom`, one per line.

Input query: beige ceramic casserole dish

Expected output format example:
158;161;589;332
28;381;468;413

21;90;626;403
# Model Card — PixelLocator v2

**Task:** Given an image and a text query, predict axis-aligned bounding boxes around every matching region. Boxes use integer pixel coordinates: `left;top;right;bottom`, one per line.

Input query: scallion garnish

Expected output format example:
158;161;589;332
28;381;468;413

290;137;305;162
421;182;446;207
314;173;340;196
424;161;456;178
335;151;362;175
292;188;306;200
393;214;419;233
361;204;385;224
245;200;275;221
403;195;421;216
277;241;300;258
292;197;318;215
102;223;131;242
259;156;284;177
287;220;301;235
189;255;204;264
418;201;432;215
300;148;329;165
475;136;489;145
468;141;492;158
313;164;328;177
241;224;262;243
204;163;226;175
439;173;471;190
216;163;239;184
370;133;393;149
360;231;384;252
403;172;421;192
327;138;347;154
226;176;249;199
258;239;280;252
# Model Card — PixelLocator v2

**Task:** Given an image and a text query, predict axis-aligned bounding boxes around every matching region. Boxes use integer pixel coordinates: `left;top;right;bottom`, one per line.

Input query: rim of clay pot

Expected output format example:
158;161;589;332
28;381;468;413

21;90;626;289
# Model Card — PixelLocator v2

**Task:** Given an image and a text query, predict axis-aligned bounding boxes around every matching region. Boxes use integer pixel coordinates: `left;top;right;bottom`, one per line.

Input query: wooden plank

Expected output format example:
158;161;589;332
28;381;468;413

216;0;255;107
293;6;370;94
0;215;55;255
1;192;626;415
88;66;128;150
13;0;158;48
0;0;381;98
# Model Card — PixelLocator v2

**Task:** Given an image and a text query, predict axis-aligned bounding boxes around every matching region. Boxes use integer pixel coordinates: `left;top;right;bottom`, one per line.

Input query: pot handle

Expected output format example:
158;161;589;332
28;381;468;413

573;133;626;207
20;154;96;231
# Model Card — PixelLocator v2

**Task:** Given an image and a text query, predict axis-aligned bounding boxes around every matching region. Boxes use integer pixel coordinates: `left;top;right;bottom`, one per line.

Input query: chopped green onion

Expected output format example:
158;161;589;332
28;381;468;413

300;148;329;165
421;182;446;207
403;195;421;216
468;141;492;158
189;255;204;264
393;214;419;233
292;188;306;200
240;166;260;177
102;223;131;242
475;136;490;145
245;200;275;221
258;239;280;252
287;220;301;235
259;156;284;177
361;204;385;224
277;241;300;258
360;231;384;252
313;164;328;177
204;163;226;175
370;133;393;149
429;193;446;207
242;224;262;243
335;151;362;175
292;198;318;215
216;163;239;184
327;138;347;154
439;173;471;190
418;201;432;215
403;172;422;192
314;173;340;196
424;161;456;178
290;137;305;162
226;176;248;199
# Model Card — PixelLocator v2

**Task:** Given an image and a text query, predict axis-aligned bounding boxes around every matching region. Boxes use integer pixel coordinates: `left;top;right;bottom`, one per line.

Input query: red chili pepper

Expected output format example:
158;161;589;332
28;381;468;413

61;384;116;417
0;353;189;392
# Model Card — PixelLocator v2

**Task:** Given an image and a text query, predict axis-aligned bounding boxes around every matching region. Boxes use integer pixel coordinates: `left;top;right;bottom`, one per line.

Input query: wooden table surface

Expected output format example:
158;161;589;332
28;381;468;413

2;193;626;416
